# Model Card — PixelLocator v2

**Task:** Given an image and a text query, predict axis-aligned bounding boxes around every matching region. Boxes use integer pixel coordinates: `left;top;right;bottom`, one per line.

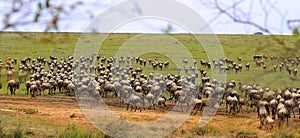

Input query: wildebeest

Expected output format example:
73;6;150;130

7;79;20;95
41;82;54;95
277;102;289;128
30;85;39;98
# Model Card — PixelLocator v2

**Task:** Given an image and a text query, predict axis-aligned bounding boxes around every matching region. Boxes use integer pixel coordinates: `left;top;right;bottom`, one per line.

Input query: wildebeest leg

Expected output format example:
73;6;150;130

265;105;270;115
9;87;13;95
286;116;289;127
257;107;260;119
129;105;132;111
168;93;173;100
199;105;204;115
259;116;262;129
38;88;42;95
233;105;237;115
193;106;199;115
30;89;33;98
186;103;189;112
48;88;53;95
190;105;195;115
114;91;118;98
159;105;163;113
226;103;228;113
26;86;29;95
299;108;300;119
53;86;56;94
31;90;37;99
134;106;137;112
193;104;201;115
271;108;275;119
58;86;62;93
278;117;281;128
240;104;243;113
119;99;123;107
180;102;184;112
292;108;296;118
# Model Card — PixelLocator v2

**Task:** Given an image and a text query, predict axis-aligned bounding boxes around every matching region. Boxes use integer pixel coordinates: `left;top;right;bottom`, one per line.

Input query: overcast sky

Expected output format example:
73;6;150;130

0;0;299;34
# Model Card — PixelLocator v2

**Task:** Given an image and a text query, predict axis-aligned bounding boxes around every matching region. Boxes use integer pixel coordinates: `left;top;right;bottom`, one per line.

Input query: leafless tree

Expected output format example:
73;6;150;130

200;0;300;53
0;0;85;32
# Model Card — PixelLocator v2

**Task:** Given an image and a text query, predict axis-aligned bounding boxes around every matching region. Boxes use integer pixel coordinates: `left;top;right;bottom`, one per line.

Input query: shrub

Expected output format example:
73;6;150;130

58;124;104;138
59;124;89;138
196;126;219;136
25;109;38;115
254;32;264;35
12;123;23;138
0;120;5;137
236;130;257;138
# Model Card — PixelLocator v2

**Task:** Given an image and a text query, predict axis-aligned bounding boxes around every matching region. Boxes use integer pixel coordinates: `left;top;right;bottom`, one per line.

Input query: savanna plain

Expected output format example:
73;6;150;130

0;33;300;138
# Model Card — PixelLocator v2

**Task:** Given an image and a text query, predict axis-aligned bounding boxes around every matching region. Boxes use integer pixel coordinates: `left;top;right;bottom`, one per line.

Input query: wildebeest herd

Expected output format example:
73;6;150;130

0;54;300;131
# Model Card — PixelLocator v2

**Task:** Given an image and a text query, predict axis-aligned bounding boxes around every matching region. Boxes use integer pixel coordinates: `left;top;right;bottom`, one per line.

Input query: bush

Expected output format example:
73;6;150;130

58;124;104;138
59;124;90;138
196;126;219;136
24;109;38;115
0;120;24;138
12;123;23;138
237;130;256;135
16;108;38;115
293;28;299;35
254;32;263;35
272;131;298;138
236;130;257;138
0;120;5;137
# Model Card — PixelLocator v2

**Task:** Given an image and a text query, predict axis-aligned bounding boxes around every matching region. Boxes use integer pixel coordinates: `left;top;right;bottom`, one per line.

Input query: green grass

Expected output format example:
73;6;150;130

58;124;104;138
195;126;221;136
1;32;299;137
15;108;39;115
237;130;257;135
0;32;299;93
0;31;299;138
0;112;104;138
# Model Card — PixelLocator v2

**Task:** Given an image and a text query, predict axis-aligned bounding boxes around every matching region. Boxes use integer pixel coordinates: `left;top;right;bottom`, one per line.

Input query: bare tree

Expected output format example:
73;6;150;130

201;0;299;34
199;0;300;86
1;0;299;34
201;0;300;55
0;0;85;32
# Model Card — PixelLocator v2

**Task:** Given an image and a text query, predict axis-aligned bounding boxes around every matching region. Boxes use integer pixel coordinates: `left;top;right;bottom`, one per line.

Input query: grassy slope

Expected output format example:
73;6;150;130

0;33;299;90
0;32;300;137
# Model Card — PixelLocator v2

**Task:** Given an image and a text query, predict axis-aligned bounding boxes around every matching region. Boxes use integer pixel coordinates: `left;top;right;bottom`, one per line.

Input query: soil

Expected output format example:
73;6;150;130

0;95;299;137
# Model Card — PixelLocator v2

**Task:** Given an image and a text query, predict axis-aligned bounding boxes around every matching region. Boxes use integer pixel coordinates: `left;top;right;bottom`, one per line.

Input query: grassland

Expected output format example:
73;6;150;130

0;32;299;90
0;32;300;137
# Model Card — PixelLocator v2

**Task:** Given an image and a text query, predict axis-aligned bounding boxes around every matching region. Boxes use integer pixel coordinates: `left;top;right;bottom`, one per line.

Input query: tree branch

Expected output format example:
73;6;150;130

205;0;287;47
287;19;300;29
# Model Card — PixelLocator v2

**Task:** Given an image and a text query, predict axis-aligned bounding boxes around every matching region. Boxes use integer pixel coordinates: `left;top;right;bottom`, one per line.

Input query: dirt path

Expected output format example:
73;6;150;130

0;95;299;137
0;95;91;128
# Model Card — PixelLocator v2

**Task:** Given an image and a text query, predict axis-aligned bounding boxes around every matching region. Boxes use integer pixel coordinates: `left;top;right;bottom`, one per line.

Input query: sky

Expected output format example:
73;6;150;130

0;0;299;34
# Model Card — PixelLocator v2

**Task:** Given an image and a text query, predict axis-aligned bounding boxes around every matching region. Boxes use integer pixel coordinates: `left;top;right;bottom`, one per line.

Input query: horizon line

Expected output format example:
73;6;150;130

0;31;294;35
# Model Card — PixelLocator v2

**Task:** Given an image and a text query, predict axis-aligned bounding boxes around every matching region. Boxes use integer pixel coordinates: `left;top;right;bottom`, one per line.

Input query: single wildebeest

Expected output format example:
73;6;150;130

7;80;20;95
